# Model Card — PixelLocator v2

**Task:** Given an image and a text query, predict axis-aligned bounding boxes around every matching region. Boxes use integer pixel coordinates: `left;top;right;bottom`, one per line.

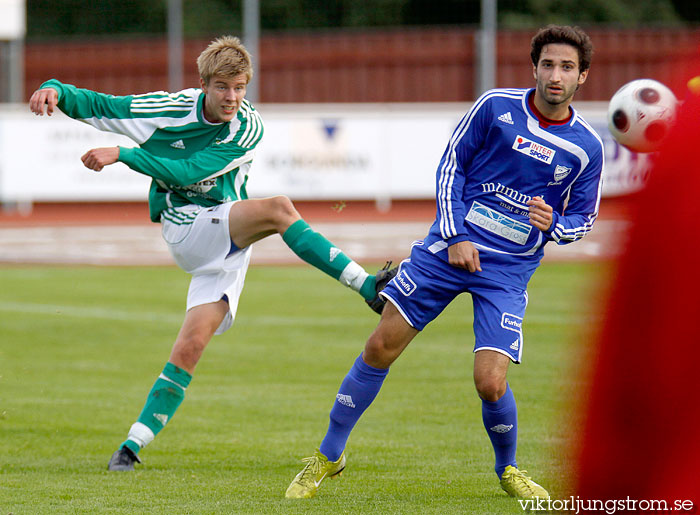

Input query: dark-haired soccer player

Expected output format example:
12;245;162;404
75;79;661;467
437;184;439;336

286;25;603;500
30;35;395;472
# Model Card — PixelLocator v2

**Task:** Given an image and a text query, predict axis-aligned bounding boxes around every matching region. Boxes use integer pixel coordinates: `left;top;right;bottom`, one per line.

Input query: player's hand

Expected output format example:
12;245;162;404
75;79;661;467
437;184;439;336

81;147;120;172
29;87;59;116
448;240;481;273
527;196;553;231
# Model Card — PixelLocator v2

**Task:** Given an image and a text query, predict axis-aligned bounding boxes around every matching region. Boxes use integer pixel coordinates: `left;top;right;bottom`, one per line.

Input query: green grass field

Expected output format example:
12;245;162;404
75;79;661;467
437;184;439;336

0;262;605;514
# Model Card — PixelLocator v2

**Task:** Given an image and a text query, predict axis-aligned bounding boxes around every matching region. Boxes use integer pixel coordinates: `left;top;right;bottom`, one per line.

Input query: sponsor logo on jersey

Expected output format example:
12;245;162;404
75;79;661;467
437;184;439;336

336;394;355;408
498;112;514;125
170;139;186;149
490;424;514;433
184;178;217;193
512;135;555;164
481;182;532;207
466;201;532;245
501;313;523;333
395;269;417;296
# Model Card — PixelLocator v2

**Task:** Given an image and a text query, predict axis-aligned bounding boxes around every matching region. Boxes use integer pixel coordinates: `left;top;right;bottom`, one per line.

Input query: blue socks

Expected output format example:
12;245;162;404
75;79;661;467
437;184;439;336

318;353;518;477
319;354;389;461
481;383;518;478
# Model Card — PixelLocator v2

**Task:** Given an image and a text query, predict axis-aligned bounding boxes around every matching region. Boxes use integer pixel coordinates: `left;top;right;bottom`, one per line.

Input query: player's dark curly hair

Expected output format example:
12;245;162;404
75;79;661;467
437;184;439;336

530;25;593;73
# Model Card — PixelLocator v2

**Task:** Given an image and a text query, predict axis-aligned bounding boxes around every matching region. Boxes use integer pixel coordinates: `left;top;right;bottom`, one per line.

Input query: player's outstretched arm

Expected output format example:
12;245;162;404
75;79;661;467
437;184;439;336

81;147;120;172
29;87;58;116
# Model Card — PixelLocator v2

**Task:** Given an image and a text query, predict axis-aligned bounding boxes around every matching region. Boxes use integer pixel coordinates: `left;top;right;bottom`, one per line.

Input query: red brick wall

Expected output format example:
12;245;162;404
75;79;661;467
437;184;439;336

24;27;700;102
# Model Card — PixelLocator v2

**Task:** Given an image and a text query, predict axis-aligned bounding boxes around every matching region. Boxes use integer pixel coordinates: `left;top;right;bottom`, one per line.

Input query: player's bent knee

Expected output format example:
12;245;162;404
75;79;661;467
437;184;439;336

474;376;506;402
267;195;300;227
363;334;400;368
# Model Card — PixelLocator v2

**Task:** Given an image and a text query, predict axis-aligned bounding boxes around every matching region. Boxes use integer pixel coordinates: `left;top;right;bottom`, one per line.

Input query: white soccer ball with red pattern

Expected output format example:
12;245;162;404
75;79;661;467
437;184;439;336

607;79;678;153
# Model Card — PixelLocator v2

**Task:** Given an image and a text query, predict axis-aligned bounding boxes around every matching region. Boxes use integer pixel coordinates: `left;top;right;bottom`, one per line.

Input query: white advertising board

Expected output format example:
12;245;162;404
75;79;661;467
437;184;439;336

0;102;650;204
249;104;454;200
0;106;151;202
250;102;651;199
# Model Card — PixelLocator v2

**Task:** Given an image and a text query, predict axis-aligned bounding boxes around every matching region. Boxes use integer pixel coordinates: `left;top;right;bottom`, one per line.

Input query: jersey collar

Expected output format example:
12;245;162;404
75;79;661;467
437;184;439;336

197;91;227;126
525;89;573;129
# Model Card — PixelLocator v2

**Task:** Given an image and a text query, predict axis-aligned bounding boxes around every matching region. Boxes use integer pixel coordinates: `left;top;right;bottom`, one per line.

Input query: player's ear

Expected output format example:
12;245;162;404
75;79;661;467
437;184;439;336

199;77;207;92
578;69;589;86
532;64;537;81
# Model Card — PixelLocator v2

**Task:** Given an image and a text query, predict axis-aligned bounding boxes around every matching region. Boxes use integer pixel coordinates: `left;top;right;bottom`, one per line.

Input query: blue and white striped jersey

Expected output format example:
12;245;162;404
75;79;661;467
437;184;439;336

423;88;604;287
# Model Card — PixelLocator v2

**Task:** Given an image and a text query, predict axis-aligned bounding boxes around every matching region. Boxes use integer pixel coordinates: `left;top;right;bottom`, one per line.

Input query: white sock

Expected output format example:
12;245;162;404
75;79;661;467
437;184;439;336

339;261;369;292
127;422;155;449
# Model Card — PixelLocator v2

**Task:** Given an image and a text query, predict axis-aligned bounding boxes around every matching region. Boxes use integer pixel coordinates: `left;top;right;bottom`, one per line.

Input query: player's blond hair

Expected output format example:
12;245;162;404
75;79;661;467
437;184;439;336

197;35;253;85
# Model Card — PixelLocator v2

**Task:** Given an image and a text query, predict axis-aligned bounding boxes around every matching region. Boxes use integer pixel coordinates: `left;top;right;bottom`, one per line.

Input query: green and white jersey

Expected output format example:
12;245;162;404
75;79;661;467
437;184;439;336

41;79;264;222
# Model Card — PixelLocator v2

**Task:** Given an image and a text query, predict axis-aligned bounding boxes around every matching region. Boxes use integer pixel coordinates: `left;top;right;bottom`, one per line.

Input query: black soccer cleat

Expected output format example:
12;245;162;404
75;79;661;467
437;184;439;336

107;446;142;471
366;261;399;314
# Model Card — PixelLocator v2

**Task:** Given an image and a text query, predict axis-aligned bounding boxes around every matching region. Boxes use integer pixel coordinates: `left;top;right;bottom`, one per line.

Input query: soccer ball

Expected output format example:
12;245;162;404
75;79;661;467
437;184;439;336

607;79;678;153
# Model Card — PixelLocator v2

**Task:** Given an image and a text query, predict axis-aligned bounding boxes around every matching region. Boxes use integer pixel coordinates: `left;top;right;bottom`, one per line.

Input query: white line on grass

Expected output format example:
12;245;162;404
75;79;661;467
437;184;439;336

0;301;363;327
0;300;182;324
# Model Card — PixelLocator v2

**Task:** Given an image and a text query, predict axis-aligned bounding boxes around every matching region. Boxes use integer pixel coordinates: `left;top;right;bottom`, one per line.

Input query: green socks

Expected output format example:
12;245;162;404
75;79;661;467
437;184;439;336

118;221;375;456
122;362;192;455
282;220;376;300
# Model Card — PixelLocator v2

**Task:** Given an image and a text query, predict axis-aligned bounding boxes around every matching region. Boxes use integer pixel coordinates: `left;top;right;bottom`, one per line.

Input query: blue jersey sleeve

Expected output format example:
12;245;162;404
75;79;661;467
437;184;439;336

435;95;491;244
548;142;604;245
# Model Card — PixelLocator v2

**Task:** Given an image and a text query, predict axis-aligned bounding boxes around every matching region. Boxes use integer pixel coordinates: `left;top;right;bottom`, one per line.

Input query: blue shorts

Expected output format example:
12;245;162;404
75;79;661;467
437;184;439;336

380;243;528;363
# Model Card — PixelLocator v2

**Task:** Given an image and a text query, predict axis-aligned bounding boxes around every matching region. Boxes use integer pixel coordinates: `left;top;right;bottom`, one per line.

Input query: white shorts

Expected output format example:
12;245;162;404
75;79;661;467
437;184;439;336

161;202;250;335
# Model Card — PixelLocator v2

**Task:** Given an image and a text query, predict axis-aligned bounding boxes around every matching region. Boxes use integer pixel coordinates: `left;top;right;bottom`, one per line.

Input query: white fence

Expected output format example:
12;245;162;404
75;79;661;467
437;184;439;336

0;102;650;206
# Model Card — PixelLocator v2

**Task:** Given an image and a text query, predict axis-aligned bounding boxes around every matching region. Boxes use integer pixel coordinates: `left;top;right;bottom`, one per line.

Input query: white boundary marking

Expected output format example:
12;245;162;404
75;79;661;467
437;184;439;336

0;220;627;266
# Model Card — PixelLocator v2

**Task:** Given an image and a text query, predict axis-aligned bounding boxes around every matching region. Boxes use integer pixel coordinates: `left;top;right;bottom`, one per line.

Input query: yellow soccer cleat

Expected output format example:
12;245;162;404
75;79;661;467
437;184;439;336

499;465;550;500
285;450;346;499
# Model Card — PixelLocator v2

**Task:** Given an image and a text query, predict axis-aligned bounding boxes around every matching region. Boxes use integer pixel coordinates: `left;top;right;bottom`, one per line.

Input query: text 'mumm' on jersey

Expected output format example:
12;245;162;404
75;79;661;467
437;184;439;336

425;88;604;287
40;79;263;222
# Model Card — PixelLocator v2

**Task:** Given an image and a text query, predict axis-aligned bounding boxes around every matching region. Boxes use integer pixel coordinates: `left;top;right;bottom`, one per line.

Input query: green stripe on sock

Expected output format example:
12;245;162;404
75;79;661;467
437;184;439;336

163;362;192;389
281;219;309;246
134;363;192;441
359;275;377;301
123;440;140;455
282;220;352;281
